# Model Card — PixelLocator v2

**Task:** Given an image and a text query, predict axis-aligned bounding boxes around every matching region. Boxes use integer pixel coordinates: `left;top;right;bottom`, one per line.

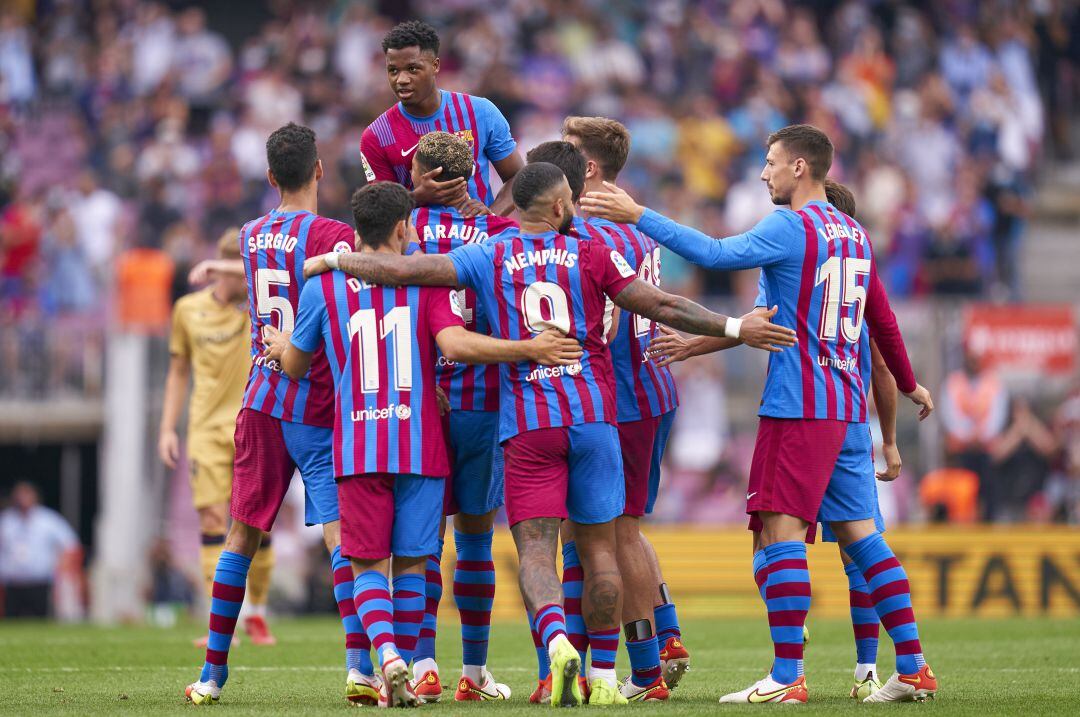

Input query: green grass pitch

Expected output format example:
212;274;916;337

0;615;1076;715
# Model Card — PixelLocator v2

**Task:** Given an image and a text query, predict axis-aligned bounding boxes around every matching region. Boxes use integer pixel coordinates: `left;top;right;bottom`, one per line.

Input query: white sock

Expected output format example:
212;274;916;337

413;658;438;677
547;634;568;662
462;664;484;683
247;603;266;618
855;663;877;682
589;667;617;688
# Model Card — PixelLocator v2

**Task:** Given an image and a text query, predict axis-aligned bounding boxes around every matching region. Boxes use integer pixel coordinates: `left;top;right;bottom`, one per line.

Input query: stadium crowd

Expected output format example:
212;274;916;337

1;0;1077;524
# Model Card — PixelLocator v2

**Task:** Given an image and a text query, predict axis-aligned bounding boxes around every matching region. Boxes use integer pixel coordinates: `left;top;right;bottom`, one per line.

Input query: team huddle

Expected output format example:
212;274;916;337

180;20;938;709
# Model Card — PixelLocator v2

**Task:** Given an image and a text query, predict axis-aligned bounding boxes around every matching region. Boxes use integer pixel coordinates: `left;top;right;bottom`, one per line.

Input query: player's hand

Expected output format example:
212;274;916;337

876;442;902;481
261;325;289;362
158;429;180;469
529;328;583;366
435;387;451;416
303;254;332;278
904;382;934;421
738;306;797;353
648;326;695;367
579;182;645;224
413;166;468;207
457;197;492;218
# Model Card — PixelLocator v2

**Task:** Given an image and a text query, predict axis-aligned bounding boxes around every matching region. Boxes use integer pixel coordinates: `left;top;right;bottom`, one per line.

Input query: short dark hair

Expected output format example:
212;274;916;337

414;131;474;184
350;182;416;249
526;141;586;202
266;123;318;192
512;162;567;212
766;124;833;181
382;20;440;55
561;116;630;179
824;178;857;218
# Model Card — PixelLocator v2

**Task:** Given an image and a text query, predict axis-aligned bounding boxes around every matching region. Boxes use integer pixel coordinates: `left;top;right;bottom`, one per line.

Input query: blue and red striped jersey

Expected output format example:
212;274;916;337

360;90;516;206
448;229;637;441
290;271;464;478
640;201;915;423
412;205;518;412
239;209;354;427
577;216;679;422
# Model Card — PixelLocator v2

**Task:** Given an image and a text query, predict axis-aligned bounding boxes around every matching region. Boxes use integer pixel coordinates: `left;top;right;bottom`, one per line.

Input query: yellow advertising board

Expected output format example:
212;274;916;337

439;526;1080;620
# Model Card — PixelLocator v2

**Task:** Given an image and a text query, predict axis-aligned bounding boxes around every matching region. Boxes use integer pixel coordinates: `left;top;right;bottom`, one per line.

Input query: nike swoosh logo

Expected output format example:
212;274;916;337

747;687;789;703
401;143;419;157
746;492;757;501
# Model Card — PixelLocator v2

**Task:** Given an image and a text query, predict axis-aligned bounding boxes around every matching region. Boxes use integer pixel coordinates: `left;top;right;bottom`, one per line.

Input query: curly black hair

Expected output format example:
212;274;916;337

266;122;318;192
351;182;416;249
381;20;440;55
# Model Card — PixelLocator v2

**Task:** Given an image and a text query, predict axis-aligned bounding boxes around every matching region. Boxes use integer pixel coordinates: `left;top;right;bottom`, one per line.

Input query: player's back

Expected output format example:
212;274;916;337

412;204;517;411
239;208;354;427
453;227;636;441
312;271;455;479
580;216;679;422
757;201;874;423
361;90;515;206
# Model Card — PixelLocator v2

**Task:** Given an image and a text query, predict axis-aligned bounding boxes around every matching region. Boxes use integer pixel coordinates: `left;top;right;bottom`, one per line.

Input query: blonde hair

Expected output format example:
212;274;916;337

414;131;474;183
561;116;631;178
217;227;242;260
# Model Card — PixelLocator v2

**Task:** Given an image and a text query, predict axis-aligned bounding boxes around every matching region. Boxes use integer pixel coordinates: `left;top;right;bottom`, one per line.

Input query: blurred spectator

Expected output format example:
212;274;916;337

941;351;1009;519
988;398;1057;521
0;482;79;618
1047;387;1080;523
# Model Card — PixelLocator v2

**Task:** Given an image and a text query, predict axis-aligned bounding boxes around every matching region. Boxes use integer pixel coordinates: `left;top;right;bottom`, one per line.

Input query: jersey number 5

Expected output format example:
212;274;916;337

349;306;413;394
256;269;294;333
815;256;871;343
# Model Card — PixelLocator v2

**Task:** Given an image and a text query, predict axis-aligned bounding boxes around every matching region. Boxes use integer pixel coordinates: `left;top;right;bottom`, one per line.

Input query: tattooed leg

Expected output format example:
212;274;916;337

572;520;623;631
510;518;563;615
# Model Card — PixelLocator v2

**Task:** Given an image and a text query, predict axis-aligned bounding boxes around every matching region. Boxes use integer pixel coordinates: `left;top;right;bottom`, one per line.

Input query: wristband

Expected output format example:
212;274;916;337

724;317;742;339
325;252;340;270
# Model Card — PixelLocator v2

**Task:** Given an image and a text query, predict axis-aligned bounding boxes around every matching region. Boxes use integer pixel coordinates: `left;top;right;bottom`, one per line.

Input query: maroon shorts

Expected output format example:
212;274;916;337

338;473;444;561
502;423;624;527
231;408;294;532
746;416;848;526
617;416;661;517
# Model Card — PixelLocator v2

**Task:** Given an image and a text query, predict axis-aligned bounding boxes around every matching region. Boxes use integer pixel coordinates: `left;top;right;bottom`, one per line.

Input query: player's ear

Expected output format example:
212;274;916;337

314;159;324;182
352;230;362;251
793;157;805;179
266;168;279;190
432;56;440;74
585;159;599;180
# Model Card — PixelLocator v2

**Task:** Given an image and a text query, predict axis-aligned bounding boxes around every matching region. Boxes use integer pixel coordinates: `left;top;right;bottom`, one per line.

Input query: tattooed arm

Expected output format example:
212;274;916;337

304;252;460;287
612;278;797;353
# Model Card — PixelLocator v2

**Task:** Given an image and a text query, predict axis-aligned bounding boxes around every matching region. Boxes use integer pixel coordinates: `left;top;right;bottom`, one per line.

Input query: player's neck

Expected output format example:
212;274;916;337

402;87;441;118
578;175;612;218
788;182;828;212
519;217;560;234
277;184;318;215
210;281;231;305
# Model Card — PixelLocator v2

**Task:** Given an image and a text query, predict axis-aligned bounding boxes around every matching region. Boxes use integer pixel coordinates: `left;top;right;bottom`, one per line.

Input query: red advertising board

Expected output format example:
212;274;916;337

964;304;1077;375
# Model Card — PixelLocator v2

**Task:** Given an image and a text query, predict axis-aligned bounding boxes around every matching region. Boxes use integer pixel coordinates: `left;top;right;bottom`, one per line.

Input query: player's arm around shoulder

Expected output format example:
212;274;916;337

428;287;581;367
305;250;460;287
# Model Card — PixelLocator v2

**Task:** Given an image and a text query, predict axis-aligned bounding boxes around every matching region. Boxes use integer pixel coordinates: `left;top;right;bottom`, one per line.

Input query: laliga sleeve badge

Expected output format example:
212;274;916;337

609;250;635;278
360;151;376;183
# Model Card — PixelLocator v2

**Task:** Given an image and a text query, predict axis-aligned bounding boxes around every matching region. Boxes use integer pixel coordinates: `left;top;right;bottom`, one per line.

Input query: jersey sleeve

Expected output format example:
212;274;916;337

291;278;329;353
476;96;517;163
447;241;492;292
360;127;397;183
590;241;638;299
754;270;767;307
637;207;799;271
309;219;355;257
168;301;191;358
863;261;916;393
426;287;467;337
